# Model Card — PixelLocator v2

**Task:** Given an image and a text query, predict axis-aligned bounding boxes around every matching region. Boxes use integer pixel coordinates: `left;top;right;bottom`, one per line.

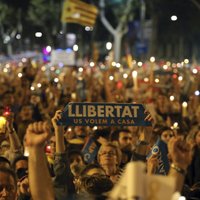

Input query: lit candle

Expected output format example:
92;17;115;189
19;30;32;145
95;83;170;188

0;116;6;131
132;70;138;91
182;102;188;117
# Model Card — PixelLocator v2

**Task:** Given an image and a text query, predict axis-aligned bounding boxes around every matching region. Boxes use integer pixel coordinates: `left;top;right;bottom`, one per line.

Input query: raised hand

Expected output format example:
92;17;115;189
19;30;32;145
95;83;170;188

25;121;51;147
51;110;62;130
168;136;192;170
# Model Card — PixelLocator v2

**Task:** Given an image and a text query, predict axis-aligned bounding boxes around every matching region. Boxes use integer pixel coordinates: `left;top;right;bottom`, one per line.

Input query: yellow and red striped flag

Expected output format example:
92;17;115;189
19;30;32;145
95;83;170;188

61;0;98;27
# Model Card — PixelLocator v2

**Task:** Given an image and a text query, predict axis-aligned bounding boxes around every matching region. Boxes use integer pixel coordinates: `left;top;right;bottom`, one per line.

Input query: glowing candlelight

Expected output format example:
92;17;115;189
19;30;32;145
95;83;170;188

182;102;188;117
132;70;138;91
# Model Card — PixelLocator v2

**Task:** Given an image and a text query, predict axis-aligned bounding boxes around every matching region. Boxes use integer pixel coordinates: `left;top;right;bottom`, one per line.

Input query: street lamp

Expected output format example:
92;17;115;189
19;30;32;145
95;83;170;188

171;15;177;21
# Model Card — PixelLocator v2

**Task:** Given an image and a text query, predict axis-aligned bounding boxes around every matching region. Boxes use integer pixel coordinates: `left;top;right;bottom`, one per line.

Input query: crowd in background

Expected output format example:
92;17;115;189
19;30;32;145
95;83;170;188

0;57;200;200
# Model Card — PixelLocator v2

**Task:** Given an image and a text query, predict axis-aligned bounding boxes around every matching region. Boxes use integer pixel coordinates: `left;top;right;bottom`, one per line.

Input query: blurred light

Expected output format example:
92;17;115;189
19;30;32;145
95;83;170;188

55;69;61;74
132;60;136;65
132;70;137;78
59;30;63;34
182;102;188;108
58;63;64;68
78;76;83;81
178;76;183;81
50;66;55;71
166;61;171;66
4;35;10;44
192;68;198;74
37;83;42;88
18;62;23;67
16;34;21;40
137;62;143;67
109;75;114;80
177;63;181;68
3;68;8;73
54;78;59;83
85;26;93;31
93;126;98;130
106;42;112;50
170;95;175;101
73;44;79;51
123;73;128;79
22;58;27;63
90;62;95;67
163;65;168;70
171;15;178;21
195;90;200;96
68;127;72;132
30;86;35;91
144;77;149;82
116;63;121;68
71;93;76;99
184;59;189;64
78;67;83;72
35;32;42;37
5;64;10;68
173;74;178;79
112;62;116;67
173;122;179;129
155;78;159;83
46;46;52;53
150;57;155;62
41;66;46;71
18;73;23;78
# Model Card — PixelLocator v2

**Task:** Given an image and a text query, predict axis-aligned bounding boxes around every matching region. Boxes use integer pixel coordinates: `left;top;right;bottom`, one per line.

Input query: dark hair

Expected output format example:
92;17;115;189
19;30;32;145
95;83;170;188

110;129;131;141
80;174;113;195
12;156;28;170
0;167;17;186
0;156;11;166
80;163;105;177
93;128;111;140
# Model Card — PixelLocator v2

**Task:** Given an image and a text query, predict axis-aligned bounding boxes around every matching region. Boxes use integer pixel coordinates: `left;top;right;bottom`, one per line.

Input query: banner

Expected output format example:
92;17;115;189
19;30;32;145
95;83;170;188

81;136;100;163
109;162;175;200
57;102;152;126
61;0;98;27
147;138;170;175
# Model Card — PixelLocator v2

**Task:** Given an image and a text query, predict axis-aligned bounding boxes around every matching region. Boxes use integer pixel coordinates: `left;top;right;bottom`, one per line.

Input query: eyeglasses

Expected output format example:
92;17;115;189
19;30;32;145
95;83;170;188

99;151;116;156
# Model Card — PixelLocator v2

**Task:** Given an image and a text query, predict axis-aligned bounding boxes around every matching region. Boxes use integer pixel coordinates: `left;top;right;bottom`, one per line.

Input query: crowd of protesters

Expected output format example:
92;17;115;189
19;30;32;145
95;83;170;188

0;57;200;200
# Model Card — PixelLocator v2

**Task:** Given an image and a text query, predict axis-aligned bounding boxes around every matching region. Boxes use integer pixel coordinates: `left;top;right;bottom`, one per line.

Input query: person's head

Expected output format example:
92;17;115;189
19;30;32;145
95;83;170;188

12;156;28;174
111;129;133;151
2;92;14;107
0;157;11;169
0;141;10;156
19;104;33;121
80;164;106;177
93;128;111;145
160;126;175;144
0;167;17;200
74;126;87;139
68;150;85;177
97;143;122;167
79;174;113;196
49;135;56;155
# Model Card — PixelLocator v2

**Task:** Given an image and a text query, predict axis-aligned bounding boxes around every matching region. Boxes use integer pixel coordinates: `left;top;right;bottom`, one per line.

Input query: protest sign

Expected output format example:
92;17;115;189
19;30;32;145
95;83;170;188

81;136;100;164
57;102;152;126
147;138;170;175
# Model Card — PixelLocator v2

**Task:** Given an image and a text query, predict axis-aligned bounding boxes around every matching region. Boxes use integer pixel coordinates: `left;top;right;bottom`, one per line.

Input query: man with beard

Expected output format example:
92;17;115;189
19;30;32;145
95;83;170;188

110;129;134;168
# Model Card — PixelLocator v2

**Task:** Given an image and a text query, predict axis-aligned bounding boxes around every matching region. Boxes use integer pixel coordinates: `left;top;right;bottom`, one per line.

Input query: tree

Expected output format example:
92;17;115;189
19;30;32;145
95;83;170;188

28;0;62;46
99;0;137;62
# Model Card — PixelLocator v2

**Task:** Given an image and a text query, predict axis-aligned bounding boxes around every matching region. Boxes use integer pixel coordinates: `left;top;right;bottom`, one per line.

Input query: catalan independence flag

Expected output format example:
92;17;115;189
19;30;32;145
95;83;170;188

61;0;99;27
